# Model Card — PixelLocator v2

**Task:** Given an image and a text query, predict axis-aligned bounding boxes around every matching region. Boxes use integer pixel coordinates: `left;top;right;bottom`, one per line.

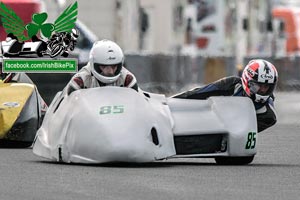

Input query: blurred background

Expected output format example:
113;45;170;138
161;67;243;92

1;0;300;104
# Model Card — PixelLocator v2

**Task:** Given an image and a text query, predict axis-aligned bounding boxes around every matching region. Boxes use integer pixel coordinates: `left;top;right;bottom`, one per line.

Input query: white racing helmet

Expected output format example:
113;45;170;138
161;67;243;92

89;40;124;84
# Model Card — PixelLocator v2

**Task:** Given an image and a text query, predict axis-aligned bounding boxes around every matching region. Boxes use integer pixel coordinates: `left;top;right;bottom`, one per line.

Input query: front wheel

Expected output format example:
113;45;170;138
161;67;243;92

215;156;254;165
50;45;64;58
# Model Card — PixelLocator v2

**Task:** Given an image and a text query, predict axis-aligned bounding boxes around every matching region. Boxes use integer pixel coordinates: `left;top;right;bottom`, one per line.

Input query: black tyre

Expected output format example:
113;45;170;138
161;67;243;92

215;156;254;165
0;140;32;148
50;44;64;58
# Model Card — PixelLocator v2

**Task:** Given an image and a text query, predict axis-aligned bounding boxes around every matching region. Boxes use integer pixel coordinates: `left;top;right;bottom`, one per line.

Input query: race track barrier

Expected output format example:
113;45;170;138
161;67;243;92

244;56;300;91
26;54;299;104
125;54;236;95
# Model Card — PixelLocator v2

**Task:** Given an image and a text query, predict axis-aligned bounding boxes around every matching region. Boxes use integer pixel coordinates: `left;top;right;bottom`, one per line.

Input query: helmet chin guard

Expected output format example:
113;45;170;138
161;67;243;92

92;68;121;84
252;93;270;103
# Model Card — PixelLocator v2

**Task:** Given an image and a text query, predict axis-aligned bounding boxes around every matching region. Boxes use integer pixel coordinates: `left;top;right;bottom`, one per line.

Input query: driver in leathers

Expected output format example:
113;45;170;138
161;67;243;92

65;39;138;94
173;59;278;133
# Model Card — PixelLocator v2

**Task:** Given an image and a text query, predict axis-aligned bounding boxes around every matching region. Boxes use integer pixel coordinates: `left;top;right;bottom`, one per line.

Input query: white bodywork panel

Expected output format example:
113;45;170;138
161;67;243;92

1;40;16;54
33;87;176;163
1;40;42;54
22;41;42;52
33;87;257;163
168;97;257;157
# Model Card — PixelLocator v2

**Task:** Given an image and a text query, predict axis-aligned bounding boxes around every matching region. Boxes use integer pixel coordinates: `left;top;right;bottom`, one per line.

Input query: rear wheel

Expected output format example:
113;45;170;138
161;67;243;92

215;156;254;165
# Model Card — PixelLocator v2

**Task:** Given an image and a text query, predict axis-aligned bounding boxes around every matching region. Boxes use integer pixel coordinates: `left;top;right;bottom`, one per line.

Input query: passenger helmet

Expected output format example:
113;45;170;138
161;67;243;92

241;59;278;103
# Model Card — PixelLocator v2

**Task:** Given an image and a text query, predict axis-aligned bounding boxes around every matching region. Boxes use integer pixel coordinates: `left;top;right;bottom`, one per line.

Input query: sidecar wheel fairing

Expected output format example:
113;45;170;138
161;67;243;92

0;83;42;147
168;96;257;162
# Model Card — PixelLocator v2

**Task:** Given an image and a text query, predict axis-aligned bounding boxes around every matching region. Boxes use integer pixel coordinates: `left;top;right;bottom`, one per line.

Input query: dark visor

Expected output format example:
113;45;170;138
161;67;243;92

249;81;275;96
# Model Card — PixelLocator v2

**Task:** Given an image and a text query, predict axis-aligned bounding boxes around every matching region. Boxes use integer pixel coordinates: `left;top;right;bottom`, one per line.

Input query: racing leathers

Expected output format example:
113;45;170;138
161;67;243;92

65;63;138;94
173;76;277;132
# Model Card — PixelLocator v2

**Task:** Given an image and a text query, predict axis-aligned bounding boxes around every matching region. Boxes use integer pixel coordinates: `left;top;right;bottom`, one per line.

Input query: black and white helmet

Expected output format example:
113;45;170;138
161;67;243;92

241;59;278;103
70;28;79;40
89;40;124;84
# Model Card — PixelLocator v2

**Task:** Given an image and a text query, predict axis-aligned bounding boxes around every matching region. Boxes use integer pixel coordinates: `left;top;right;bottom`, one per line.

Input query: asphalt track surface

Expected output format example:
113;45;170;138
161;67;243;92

0;92;299;200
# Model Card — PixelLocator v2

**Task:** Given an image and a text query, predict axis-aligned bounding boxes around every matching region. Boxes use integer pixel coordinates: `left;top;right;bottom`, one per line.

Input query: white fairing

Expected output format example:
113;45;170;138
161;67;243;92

33;87;176;163
1;40;42;54
33;87;257;163
1;40;17;54
168;97;257;157
22;41;42;52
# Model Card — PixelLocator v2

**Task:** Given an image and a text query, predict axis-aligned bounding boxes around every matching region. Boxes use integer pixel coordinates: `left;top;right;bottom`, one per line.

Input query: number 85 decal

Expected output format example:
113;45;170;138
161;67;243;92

245;132;256;149
99;105;124;115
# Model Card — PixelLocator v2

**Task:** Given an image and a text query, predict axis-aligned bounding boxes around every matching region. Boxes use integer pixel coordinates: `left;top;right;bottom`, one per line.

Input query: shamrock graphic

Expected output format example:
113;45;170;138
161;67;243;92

0;1;78;42
25;13;54;39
